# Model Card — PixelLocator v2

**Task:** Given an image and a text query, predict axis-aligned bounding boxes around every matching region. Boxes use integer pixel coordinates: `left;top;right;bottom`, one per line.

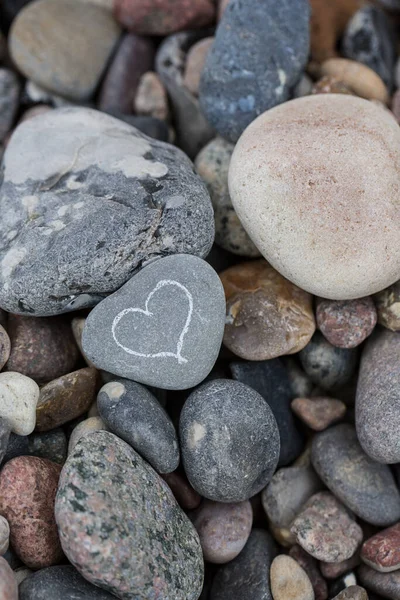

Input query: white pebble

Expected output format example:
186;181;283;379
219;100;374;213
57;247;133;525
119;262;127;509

0;372;39;435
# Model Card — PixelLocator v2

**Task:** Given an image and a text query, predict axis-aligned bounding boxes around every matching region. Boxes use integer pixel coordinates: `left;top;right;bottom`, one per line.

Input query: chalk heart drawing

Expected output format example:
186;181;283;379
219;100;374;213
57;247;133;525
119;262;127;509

111;279;193;364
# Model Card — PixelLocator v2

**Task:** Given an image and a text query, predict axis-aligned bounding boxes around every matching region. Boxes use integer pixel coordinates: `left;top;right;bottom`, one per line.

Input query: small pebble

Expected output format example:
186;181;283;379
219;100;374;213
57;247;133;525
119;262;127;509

161;471;202;511
331;586;368;600
316;297;377;349
286;359;314;398
0;372;39;435
70;317;96;367
13;567;32;585
0;556;18;600
29;429;67;464
330;572;358;596
0;69;20;143
319;58;389;103
289;545;328;600
291;397;346;431
68;417;106;454
183;37;213;97
270;554;315;600
320;553;361;579
358;565;400;600
134;71;169;121
374;281;400;331
0;516;10;555
18;565;115;599
0;418;11;464
312;76;353;95
361;523;400;573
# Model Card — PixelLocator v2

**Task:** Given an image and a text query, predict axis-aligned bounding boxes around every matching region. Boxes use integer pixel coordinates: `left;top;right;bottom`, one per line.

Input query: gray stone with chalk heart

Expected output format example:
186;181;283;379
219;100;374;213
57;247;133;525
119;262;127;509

82;254;226;390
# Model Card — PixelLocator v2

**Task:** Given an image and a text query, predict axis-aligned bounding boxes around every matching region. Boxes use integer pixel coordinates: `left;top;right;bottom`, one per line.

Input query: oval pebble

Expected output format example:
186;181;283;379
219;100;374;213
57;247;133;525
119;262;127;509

361;523;400;573
289;545;328;600
291;397;347;431
270;555;315;600
0;556;18;600
0;516;10;555
316;297;377;349
19;565;115;599
0;325;10;370
319;58;389;103
161;471;202;511
358;565;400;600
0;372;39;435
68;417;106;454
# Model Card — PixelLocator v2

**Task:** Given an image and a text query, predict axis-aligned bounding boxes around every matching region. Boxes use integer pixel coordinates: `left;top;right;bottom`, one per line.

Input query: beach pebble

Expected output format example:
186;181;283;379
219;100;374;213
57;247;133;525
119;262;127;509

0;556;18;600
0;107;214;316
0;456;62;568
161;471;202;511
291;397;346;431
0;69;20;143
97;379;179;473
332;586;368;600
228;95;400;299
358;565;400;600
361;523;400;573
309;0;361;63
55;431;203;600
319;58;389;103
290;545;328;600
29;429;67;464
71;317;95;367
134;72;169;121
68;417;106;454
13;567;32;585
0;372;39;435
374;281;400;331
312;76;353;95
270;555;315;600
286;359;314;399
0;516;9;555
190;499;252;564
316;297;377;349
83;255;225;390
320;554;361;579
0;325;10;371
18;565;115;599
183;37;213;97
0;419;10;464
180;379;280;502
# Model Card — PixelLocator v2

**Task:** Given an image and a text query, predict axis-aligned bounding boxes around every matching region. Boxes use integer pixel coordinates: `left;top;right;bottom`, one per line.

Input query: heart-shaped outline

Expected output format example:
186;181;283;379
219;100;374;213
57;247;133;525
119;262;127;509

111;279;193;365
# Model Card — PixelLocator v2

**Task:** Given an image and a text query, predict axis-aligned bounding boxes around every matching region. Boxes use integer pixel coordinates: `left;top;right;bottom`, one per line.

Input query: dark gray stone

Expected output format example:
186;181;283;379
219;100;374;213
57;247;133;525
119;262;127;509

107;112;170;142
180;379;280;502
0;417;10;464
19;565;115;599
1;432;29;465
28;428;67;464
0;68;20;143
82;254;225;390
55;431;204;600
97;378;179;473
0;107;214;316
210;529;276;600
358;565;400;600
311;424;400;526
199;0;310;142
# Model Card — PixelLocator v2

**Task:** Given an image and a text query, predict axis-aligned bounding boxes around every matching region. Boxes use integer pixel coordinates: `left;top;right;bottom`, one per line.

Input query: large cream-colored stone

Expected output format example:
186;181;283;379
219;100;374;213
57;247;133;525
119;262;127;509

229;94;400;300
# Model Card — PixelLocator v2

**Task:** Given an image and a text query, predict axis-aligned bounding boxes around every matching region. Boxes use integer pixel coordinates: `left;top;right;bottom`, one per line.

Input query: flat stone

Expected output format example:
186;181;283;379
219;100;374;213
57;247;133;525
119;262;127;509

0;107;214;316
0;372;39;435
183;37;213;97
374;281;400;330
0;456;63;568
270;555;314;600
161;471;202;511
0;69;20;143
9;0;120;101
332;586;368;600
180;379;280;502
83;254;225;390
0;556;18;600
134;71;170;121
361;523;400;573
199;0;310;142
289;545;328;600
358;565;400;600
291;492;363;563
0;515;10;555
97;379;179;473
55;431;203;600
68;417;106;454
19;565;115;599
291;397;347;431
316;297;377;349
0;418;11;464
320;554;361;579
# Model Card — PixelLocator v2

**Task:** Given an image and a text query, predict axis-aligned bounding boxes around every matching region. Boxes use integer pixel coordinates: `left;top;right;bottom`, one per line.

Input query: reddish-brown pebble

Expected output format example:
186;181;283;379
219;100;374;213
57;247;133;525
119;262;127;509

0;556;18;600
312;75;353;95
291;397;346;431
316;297;377;348
0;456;63;568
320;553;361;579
374;281;400;331
290;544;328;600
361;523;400;572
162;471;202;510
0;325;10;371
183;37;214;97
134;71;169;121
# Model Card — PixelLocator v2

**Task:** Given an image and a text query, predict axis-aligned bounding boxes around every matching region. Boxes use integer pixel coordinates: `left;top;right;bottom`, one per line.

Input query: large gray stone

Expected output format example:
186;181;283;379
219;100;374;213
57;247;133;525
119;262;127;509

19;565;115;599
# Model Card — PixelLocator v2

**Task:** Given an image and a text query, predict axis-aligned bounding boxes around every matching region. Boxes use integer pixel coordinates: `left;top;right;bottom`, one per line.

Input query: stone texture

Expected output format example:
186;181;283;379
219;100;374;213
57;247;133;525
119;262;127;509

228;95;400;299
199;0;310;142
161;471;202;511
320;554;361;579
0;456;62;568
134;71;169;122
316;297;377;348
110;112;170;142
0;69;20;143
361;524;400;573
0;419;10;464
0;107;214;316
0;557;18;600
83;254;225;390
289;545;328;600
183;37;213;97
332;586;368;600
19;565;116;599
180;379;280;502
13;567;32;585
312;76;353;95
0;516;9;555
319;59;389;103
0;372;39;435
29;429;67;464
270;555;314;600
55;431;203;600
286;359;314;399
358;565;400;600
9;0;120;101
0;325;10;371
68;417;106;454
374;281;400;331
291;397;346;431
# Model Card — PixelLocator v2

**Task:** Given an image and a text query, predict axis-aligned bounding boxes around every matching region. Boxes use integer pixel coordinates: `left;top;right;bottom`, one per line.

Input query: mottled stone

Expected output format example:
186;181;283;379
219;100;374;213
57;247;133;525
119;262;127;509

134;72;169;121
0;325;10;370
270;555;314;600
29;429;67;464
0;69;20;143
36;368;97;431
6;315;78;382
97;379;179;473
0;372;39;435
291;397;346;431
183;37;213;97
332;586;368;600
19;565;115;599
320;554;361;579
361;523;400;573
68;417;106;454
312;76;353;95
0;456;62;568
319;59;389;103
199;0;310;142
0;516;9;555
290;545;328;600
0;418;11;464
358;565;400;600
291;492;363;563
374;281;400;331
55;431;204;600
0;556;18;600
316;297;377;348
180;379;280;502
161;471;202;511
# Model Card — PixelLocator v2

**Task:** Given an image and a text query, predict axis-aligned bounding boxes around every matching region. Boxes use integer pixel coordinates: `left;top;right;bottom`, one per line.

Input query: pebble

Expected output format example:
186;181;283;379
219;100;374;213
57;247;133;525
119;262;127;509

220;260;315;360
83;255;225;390
319;58;389;103
330;574;358;597
230;94;400;299
36;367;98;431
320;554;361;579
311;424;400;526
29;429;67;464
9;0;121;101
0;419;10;464
270;555;315;600
0;325;10;370
291;397;347;431
0;433;29;466
13;567;32;585
286;359;314;399
291;492;363;563
55;431;203;600
0;516;9;555
110;113;170;142
0;69;20;143
6;315;78;382
374;281;400;331
290;545;328;600
161;471;202;511
134;71;169;121
0;456;63;568
358;565;400;600
180;379;280;502
195;137;260;257
294;74;314;98
71;317;95;367
332;586;368;600
199;0;310;142
316;297;377;349
189;499;252;564
68;417;106;454
0;557;18;600
0;107;214;315
299;332;358;391
183;37;213;97
312;76;353;95
97;379;179;473
356;329;400;463
0;372;39;435
361;523;400;573
19;565;116;599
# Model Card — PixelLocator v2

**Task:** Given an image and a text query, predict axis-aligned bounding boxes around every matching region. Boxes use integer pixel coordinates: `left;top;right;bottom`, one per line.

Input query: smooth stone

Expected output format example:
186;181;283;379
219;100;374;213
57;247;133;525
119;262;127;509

97;379;179;473
134;71;170;121
0;418;11;464
0;456;62;568
361;523;400;573
309;0;361;63
0;557;18;600
0;107;214;316
19;565;115;599
6;315;78;383
189;499;252;564
83;255;225;390
156;32;215;159
332;586;368;600
0;69;20;143
299;332;358;391
180;379;280;502
291;492;363;563
311;75;353;95
161;471;202;511
210;529;276;600
293;73;314;98
71;317;95;367
374;282;400;331
358;565;400;600
0;324;10;370
55;431;204;600
1;433;29;465
270;555;314;600
230;359;304;466
320;554;361;579
183;37;213;97
311;424;400;526
13;566;32;585
356;329;400;463
291;397;346;431
316;297;377;349
329;572;358;597
289;545;328;600
9;0;120;101
199;0;310;142
0;516;10;555
319;59;389;103
0;372;39;435
195;137;260;257
36;368;98;431
68;417;106;454
228;95;400;299
108;112;170;142
286;359;314;399
28;429;67;464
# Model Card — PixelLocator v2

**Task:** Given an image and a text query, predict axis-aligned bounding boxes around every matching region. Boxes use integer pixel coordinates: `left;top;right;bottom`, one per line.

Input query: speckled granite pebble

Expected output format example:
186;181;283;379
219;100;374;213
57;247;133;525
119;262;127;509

316;297;377;349
19;565;115;599
0;556;18;600
270;555;314;600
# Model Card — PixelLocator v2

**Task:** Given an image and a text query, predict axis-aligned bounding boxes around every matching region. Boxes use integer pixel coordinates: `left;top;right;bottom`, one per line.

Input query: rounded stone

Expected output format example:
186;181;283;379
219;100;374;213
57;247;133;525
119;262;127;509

358;565;400;599
311;76;353;95
0;324;10;370
0;556;18;600
332;586;368;600
319;59;389;103
289;545;328;600
0;418;11;465
320;555;361;580
55;431;204;600
316;297;377;349
374;281;400;331
0;372;39;435
0;515;10;555
190;499;252;564
291;397;347;431
134;72;169;122
29;429;68;464
0;69;20;144
19;565;116;599
183;37;213;97
0;456;63;568
361;523;400;573
179;379;280;502
68;417;106;454
270;555;315;600
161;471;202;511
228;94;400;299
